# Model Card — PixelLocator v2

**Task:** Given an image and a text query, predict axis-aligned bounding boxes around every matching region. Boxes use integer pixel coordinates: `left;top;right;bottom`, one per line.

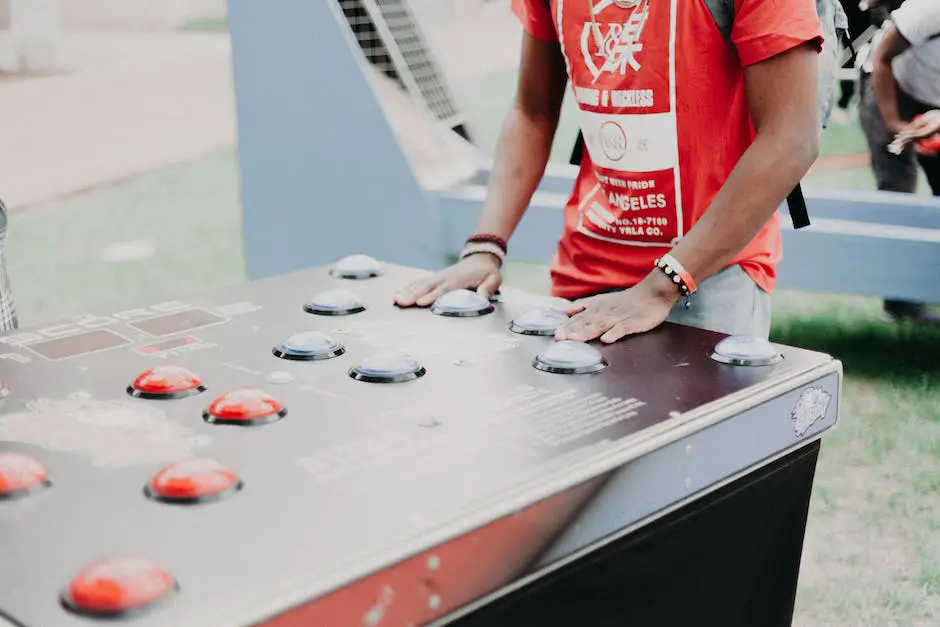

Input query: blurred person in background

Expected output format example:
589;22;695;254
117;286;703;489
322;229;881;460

0;198;18;333
865;0;906;25
858;0;940;323
832;1;872;122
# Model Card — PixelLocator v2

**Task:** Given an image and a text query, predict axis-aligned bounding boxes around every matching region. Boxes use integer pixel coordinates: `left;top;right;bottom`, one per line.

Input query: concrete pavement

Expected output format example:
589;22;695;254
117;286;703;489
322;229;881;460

0;3;523;211
0;31;236;210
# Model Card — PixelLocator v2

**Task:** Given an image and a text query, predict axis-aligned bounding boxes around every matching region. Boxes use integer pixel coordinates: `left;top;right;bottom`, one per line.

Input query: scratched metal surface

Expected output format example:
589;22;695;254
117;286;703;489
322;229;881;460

0;262;835;627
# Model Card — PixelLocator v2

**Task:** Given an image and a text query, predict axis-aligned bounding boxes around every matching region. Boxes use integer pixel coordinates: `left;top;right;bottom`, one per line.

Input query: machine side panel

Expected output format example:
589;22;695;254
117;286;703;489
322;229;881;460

228;0;443;279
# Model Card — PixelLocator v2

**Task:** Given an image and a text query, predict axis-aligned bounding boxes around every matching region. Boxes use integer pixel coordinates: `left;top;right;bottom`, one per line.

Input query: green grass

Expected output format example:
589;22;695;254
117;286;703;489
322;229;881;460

179;17;228;33
5;68;938;626
795;385;937;625
819;109;872;157
5;150;245;324
453;69;582;164
803;162;933;193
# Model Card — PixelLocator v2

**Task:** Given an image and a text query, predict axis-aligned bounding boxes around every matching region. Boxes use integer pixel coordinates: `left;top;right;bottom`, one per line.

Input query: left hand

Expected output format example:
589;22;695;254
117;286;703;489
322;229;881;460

554;275;680;344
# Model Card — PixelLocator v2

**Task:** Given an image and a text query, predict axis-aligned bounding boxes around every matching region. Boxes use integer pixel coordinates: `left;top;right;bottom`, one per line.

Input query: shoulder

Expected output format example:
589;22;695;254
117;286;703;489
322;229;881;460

891;0;940;45
510;0;557;43
728;0;823;67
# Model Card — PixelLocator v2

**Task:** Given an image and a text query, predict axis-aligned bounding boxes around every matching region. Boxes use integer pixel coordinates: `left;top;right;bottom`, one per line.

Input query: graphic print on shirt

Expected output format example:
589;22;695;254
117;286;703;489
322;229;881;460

556;0;683;247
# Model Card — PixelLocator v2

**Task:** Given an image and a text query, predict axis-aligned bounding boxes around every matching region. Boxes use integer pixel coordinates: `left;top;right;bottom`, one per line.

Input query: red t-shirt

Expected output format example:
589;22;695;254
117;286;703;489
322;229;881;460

511;0;823;299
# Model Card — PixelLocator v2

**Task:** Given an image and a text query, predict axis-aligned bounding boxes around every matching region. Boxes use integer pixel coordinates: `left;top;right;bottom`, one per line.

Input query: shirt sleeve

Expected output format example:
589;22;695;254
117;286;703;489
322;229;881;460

510;0;557;42
891;0;940;47
730;0;824;67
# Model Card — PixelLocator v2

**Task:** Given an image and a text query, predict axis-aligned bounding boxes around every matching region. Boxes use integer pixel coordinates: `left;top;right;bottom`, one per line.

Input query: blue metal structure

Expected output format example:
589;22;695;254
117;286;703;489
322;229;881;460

228;0;442;280
228;0;940;304
437;166;940;303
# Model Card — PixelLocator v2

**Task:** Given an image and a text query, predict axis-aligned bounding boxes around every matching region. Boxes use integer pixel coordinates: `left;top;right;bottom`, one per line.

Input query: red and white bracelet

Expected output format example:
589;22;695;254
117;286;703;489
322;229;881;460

654;253;698;308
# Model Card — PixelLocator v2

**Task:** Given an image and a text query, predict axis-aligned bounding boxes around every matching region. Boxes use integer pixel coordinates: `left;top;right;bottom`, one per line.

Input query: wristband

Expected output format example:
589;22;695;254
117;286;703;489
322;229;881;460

654;253;697;308
460;241;505;267
466;233;508;254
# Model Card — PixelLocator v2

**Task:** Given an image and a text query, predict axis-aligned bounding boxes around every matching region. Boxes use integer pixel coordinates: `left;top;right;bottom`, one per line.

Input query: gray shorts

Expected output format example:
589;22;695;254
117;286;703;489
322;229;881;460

665;264;772;339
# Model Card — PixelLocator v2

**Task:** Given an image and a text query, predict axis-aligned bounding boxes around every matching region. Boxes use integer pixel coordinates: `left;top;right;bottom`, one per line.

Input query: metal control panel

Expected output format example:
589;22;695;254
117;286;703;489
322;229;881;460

0;259;841;626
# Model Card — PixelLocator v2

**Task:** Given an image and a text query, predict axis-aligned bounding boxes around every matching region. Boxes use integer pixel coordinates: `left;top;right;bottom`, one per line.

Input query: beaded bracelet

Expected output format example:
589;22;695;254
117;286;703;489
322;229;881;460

654;253;698;309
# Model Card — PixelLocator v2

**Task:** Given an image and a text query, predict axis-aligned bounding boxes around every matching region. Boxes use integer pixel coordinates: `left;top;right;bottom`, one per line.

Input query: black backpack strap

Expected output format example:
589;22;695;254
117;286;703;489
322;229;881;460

569;131;585;166
786;184;811;229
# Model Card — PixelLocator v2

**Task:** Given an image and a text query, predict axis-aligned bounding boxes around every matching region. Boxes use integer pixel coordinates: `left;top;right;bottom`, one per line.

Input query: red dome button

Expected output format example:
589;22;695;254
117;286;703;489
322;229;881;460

202;388;287;426
61;555;177;618
145;458;242;504
128;365;206;400
0;451;52;500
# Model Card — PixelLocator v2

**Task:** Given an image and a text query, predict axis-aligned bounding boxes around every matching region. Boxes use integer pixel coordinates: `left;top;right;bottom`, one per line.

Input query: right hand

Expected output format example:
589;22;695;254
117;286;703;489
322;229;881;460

896;110;940;141
394;254;502;308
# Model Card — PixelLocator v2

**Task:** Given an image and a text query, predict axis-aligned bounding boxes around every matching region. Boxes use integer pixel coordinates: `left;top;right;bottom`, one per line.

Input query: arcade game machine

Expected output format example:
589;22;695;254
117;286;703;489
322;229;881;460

0;2;842;626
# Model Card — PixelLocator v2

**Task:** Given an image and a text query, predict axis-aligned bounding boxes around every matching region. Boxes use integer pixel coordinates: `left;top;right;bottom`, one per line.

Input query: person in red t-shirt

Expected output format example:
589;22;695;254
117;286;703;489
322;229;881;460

395;0;824;342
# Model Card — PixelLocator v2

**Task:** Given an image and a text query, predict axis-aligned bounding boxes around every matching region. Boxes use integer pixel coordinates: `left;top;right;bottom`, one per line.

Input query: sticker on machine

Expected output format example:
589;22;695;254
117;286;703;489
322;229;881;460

790;386;832;437
0;392;212;467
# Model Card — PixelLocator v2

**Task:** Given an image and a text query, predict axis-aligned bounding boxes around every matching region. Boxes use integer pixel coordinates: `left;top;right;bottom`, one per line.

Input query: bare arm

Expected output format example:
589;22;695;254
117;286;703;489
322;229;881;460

649;42;821;297
871;24;911;134
473;31;569;240
393;31;568;307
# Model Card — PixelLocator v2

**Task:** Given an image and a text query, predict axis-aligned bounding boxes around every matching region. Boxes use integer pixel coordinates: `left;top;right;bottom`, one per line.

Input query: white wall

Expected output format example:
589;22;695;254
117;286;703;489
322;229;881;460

60;0;227;30
0;0;62;73
0;0;228;74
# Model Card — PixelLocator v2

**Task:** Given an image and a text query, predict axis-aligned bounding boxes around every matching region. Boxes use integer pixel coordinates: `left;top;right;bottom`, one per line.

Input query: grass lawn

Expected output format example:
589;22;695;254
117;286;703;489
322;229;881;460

5;66;938;625
180;17;228;33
